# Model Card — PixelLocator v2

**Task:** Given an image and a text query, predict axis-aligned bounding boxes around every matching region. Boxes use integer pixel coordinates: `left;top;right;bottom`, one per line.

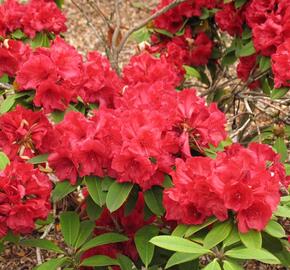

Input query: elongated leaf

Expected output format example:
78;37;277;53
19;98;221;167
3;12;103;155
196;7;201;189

203;220;232;249
259;56;271;72
183;65;201;80
223;260;243;270
235;0;247;9
165;252;201;269
273;138;288;162
172;225;189;237
264;220;285;238
150;236;211;254
223;226;240;248
0;152;10;170
144;187;165;216
20;239;63;253
74;220;95;249
239;230;262;249
60;212;80;247
225;247;281;264
271;88;289;99
0;95;15;114
52;180;78;203
81;255;119;267
28;154;49;164
36;257;69;270
85;176;107;207
203;259;221;270
238;40;255;57
85;196;103;221
134;225;159;267
117;254;136;270
185;217;217;237
79;232;128;253
106;182;133;212
274;205;290;218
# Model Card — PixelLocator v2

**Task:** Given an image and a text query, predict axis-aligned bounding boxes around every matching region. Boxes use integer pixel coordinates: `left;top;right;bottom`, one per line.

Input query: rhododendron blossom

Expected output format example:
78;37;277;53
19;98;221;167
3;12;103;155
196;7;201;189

0;161;51;237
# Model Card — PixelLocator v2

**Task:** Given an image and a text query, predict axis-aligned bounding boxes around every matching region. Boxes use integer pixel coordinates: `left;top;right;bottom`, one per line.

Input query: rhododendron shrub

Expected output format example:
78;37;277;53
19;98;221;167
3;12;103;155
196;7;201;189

0;0;289;269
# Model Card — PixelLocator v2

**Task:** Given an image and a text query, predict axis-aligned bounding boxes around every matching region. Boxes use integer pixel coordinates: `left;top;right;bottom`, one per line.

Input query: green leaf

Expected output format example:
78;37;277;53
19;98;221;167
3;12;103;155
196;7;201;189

11;29;26;39
185;217;217;237
239;230;262;249
264;220;286;238
271;88;289;99
36;257;69;270
223;226;240;248
131;27;150;43
274;205;290;218
81;255;119;267
134;225;159;267
144;186;165;216
20;239;63;253
85;196;103;221
172;225;189;237
28;154;49;164
242;28;252;40
52;180;79;203
235;0;247;9
203;259;221;270
183;65;201;80
74;220;95;249
259;56;271;72
31;32;50;48
223;260;243;270
60;211;80;247
79;233;128;253
273;138;288;162
54;0;64;8
225;247;281;264
165;252;201;269
85;176;107;207
203;220;233;249
0;74;9;83
0;95;15;114
221;51;237;66
238;40;255;57
150;236;211;254
154;28;174;38
117;254;136;270
0;152;10;170
51;110;65;123
106;182;133;212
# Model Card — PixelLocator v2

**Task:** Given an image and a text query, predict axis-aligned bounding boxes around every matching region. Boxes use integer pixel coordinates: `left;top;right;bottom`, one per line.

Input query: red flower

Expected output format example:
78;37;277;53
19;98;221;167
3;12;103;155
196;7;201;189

237;201;273;233
0;105;54;160
215;3;244;36
0;161;51;237
272;39;290;88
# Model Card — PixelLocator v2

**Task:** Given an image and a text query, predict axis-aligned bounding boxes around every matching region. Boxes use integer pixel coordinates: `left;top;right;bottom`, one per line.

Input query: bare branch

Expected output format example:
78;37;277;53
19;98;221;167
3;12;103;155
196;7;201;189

116;0;187;55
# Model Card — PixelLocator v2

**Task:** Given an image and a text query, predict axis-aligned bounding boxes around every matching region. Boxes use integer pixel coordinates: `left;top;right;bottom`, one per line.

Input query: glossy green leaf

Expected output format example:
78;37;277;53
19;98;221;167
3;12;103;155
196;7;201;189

264;220;286;238
203;220;232;249
0;95;15;114
225;247;281;264
117;254;136;270
183;65;201;80
239;230;262;249
271;88;289;99
60;212;80;247
134;225;159;267
223;260;243;270
172;225;189;237
203;259;221;270
165;252;201;269
273;138;288;162
20;239;63;253
36;257;69;270
238;40;255;57
274;205;290;218
74;220;95;249
144;186;165;216
223;226;240;247
52;180;79;203
259;56;271;72
0;152;10;170
80;255;119;267
85;196;103;221
150;236;211;254
28;154;49;164
106;182;133;212
185;217;217;237
85;176;107;207
79;233;128;253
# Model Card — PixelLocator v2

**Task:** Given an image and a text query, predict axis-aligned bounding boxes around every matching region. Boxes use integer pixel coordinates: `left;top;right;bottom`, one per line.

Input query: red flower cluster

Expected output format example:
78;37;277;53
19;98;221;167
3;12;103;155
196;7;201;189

48;53;226;189
0;0;66;38
82;192;155;268
0;105;54;160
153;0;216;33
0;161;51;237
164;143;289;232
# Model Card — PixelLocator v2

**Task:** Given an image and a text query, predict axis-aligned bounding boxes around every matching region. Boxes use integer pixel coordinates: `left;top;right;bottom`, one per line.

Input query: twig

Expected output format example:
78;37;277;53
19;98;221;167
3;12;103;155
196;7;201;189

116;0;187;55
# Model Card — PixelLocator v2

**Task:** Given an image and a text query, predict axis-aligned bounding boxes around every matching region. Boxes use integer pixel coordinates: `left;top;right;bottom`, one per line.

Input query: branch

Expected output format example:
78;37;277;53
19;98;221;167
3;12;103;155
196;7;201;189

116;0;188;55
